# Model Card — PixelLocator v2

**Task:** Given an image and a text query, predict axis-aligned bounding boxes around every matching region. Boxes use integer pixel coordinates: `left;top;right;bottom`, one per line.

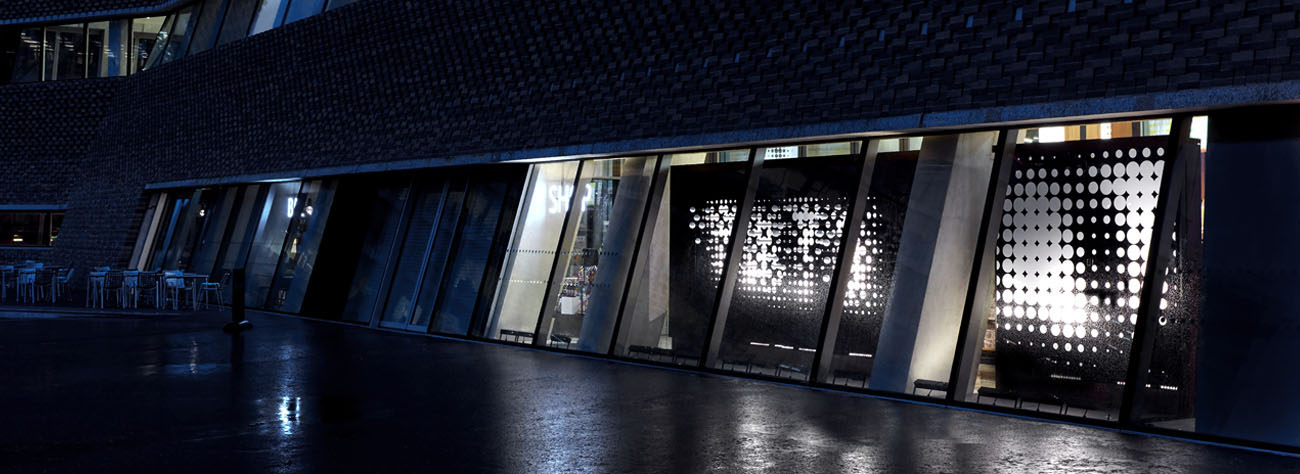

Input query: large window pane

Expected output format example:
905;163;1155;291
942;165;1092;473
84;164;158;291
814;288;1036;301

1129;109;1300;449
533;156;657;352
338;184;409;324
87;20;130;78
958;120;1173;417
214;185;267;300
486;161;580;343
430;175;521;336
614;150;750;365
159;6;199;65
266;180;337;312
159;189;216;271
187;0;228;55
130;16;166;74
816;133;999;398
823;140;921;388
408;181;466;330
244;181;301;307
189;187;240;276
249;0;290;36
8;28;43;83
141;14;176;70
284;0;327;24
713;145;862;380
145;194;188;270
217;0;258;46
45;24;85;81
378;181;445;329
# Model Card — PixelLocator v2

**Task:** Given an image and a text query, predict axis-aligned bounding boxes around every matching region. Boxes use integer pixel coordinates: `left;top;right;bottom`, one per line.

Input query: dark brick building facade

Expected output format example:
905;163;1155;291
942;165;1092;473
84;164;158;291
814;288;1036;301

6;0;1300;454
2;0;1298;267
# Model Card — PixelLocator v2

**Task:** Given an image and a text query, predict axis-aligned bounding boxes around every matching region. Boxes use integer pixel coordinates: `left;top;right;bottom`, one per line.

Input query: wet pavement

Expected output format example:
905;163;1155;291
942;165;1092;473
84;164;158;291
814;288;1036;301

2;311;1298;473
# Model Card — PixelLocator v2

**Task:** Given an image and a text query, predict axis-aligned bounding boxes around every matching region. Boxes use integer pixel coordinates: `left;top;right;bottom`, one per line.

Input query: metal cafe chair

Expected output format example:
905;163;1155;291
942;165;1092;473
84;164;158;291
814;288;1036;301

32;269;57;303
54;266;74;302
0;265;13;302
98;271;127;309
198;272;229;309
16;267;36;304
133;272;162;309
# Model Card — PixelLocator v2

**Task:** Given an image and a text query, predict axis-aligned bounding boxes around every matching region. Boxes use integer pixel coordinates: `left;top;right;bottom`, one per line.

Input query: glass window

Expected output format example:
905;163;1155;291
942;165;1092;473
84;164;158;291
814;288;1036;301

284;0;327;24
430;174;521;336
87;20;131;78
809;133;999;398
213;185;267;298
8;28;43;83
408;181;466;330
822;139;922;388
712;145;862;380
158;189;214;271
144;194;189;270
614;150;750;365
243;181;301;307
378;181;447;329
45;24;86;81
249;0;290;36
265;180;337;312
217;0;259;46
955;120;1173;417
130;16;166;74
186;0;229;55
0;211;63;247
337;183;410;323
142;14;176;70
1128;110;1300;449
486;161;580;343
188;187;240;277
528;156;658;352
159;5;199;65
1128;116;1203;434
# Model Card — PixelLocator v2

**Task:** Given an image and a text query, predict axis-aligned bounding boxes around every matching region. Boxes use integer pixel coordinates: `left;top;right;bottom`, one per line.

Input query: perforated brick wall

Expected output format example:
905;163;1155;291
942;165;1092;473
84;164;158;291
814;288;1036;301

3;0;1299;269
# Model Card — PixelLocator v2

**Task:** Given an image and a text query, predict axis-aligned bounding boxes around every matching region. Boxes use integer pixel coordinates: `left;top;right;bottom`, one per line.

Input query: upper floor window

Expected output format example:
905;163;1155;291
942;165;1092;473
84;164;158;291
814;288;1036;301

0;16;167;84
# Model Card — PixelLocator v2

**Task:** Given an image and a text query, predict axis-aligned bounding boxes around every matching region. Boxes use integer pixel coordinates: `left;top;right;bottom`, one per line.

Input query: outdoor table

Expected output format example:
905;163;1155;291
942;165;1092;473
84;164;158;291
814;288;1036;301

166;273;209;310
87;271;108;308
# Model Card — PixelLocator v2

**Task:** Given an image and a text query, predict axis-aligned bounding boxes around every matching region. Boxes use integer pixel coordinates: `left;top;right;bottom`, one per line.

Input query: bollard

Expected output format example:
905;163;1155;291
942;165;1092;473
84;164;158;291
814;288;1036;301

222;268;253;333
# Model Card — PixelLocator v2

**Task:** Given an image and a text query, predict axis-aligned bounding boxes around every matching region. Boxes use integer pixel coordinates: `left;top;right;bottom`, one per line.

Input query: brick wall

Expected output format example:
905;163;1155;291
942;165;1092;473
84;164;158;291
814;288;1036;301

0;1;171;22
7;0;1300;268
0;79;119;264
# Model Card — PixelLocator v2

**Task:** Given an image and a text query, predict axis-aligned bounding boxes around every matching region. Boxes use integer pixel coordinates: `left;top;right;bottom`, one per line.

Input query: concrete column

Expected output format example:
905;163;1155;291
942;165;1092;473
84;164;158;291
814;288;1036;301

870;131;996;392
578;158;656;352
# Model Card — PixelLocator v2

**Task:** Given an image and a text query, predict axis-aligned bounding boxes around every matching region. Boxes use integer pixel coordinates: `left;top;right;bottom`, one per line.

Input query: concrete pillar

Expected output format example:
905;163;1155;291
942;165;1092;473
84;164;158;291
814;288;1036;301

578;159;656;352
870;131;997;392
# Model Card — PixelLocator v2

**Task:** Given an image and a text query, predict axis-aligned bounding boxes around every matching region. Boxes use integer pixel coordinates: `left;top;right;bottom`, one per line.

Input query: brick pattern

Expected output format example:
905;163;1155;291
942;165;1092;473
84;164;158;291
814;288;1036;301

5;0;1300;269
0;79;119;264
0;1;172;22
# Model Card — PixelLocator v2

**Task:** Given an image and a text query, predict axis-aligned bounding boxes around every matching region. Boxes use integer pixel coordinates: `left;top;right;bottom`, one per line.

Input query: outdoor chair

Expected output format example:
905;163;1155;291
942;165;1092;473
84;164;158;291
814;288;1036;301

198;272;229;309
133;272;162;309
99;271;126;308
54;266;74;302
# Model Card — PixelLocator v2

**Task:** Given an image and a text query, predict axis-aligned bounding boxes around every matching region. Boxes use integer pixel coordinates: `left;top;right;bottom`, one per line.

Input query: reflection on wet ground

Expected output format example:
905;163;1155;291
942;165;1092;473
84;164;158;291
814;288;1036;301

0;311;1297;473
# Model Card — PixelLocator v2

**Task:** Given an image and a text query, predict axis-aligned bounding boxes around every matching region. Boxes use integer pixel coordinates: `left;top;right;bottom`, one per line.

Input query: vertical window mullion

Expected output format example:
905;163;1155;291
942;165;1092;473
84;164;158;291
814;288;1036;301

531;160;588;346
605;155;669;356
701;148;764;367
810;141;879;384
1118;115;1194;423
